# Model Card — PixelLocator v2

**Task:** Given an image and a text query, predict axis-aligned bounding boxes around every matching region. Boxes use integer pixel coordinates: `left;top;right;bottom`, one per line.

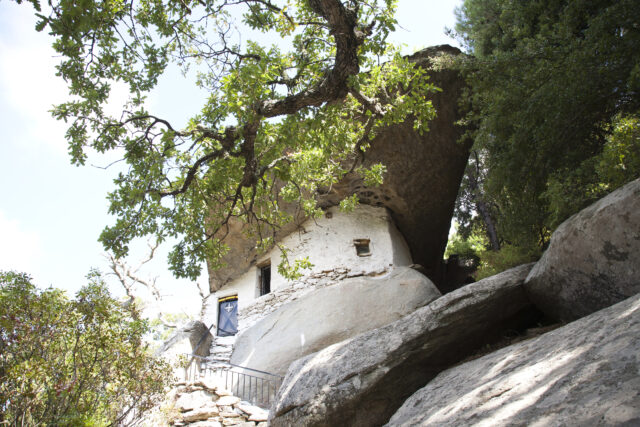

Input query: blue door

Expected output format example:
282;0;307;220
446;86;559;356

217;296;238;336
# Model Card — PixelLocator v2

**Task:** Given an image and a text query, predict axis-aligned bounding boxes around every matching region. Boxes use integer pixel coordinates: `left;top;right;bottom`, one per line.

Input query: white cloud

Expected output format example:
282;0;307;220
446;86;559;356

0;210;42;274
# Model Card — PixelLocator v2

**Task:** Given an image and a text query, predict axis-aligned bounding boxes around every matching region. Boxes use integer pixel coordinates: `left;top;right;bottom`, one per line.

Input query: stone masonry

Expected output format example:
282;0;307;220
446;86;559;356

161;378;269;427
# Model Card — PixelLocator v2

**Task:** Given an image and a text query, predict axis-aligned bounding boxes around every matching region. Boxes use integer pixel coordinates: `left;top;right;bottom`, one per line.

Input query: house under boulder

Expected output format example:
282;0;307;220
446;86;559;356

205;44;471;298
198;45;472;375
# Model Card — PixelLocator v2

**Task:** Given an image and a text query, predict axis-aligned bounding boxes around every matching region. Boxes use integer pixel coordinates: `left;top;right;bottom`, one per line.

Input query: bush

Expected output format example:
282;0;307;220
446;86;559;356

544;112;640;229
475;244;540;280
444;223;485;263
0;271;172;426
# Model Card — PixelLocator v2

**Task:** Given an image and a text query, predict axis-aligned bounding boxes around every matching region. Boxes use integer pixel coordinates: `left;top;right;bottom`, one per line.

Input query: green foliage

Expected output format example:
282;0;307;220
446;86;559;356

19;0;438;280
447;225;539;279
149;312;193;342
444;223;485;261
474;244;540;280
276;245;314;280
544;112;640;228
0;271;172;426
453;0;640;249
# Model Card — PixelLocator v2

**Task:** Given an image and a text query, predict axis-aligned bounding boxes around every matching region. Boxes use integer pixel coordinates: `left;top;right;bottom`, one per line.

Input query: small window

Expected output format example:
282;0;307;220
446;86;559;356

259;264;271;296
354;239;371;257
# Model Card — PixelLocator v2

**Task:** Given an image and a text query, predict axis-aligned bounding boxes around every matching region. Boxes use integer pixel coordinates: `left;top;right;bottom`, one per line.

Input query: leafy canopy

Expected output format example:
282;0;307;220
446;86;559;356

453;0;640;248
18;0;437;279
0;271;172;426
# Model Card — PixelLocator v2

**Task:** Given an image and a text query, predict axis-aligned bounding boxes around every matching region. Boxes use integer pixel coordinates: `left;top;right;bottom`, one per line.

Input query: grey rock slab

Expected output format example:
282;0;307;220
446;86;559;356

525;177;640;321
175;390;215;412
216;396;241;406
182;406;220;423
269;263;536;427
231;267;441;376
190;422;223;427
235;402;269;421
386;292;640;427
158;320;213;359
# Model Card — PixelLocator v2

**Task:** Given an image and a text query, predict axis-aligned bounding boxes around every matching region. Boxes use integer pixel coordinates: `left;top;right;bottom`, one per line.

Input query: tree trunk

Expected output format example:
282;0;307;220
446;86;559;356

467;153;501;251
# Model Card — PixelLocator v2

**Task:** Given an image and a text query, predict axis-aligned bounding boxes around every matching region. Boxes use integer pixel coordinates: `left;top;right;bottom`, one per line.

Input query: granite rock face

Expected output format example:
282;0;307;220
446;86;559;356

525;177;640;321
230;267;441;377
386;293;640;427
318;45;472;286
269;264;537;427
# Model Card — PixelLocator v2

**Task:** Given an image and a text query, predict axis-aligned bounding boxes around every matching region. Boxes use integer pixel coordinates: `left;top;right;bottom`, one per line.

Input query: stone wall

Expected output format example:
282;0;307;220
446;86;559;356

148;377;269;427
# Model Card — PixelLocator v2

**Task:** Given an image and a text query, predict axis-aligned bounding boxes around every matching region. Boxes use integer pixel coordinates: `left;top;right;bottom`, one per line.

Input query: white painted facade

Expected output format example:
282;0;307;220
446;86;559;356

202;204;412;333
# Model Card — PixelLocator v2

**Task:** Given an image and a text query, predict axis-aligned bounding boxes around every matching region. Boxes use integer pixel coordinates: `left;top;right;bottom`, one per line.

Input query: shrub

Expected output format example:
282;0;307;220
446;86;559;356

475;244;540;280
0;271;172;426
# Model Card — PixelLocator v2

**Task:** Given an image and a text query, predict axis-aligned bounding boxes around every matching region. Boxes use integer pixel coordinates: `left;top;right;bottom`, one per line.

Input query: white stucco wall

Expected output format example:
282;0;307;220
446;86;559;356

202;204;412;331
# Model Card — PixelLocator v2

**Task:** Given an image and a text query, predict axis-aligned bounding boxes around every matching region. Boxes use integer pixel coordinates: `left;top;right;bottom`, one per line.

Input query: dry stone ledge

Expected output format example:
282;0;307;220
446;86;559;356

160;377;270;427
386;292;640;427
269;263;538;427
231;267;441;377
525;177;640;322
182;407;220;423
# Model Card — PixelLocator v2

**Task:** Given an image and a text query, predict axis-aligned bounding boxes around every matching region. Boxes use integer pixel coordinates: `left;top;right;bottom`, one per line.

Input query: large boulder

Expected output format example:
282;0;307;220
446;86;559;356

318;45;472;286
269;263;539;427
525;178;640;322
158;320;213;359
230;267;441;377
386;292;640;427
158;321;214;381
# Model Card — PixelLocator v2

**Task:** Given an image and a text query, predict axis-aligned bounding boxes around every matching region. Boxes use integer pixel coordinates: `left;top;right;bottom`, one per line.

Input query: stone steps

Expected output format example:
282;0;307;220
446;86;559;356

208;335;237;366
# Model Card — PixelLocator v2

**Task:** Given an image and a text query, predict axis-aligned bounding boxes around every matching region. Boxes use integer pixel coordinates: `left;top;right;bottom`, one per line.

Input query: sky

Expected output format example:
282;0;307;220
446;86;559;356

0;0;462;316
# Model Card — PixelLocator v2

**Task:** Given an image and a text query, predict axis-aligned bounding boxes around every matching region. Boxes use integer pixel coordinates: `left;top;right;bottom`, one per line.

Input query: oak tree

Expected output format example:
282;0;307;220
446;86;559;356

19;0;436;278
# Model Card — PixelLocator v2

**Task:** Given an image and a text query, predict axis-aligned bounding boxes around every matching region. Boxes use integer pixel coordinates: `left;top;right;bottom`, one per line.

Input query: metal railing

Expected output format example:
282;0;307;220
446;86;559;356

185;354;283;409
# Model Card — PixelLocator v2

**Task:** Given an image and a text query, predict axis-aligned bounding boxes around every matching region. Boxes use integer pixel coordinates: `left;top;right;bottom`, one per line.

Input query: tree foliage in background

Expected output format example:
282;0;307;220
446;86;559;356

0;271;172;426
17;0;437;279
452;0;640;252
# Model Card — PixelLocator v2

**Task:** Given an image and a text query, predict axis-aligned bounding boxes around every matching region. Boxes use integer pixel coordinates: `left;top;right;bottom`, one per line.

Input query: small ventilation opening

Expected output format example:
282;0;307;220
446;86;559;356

259;264;271;296
354;239;371;257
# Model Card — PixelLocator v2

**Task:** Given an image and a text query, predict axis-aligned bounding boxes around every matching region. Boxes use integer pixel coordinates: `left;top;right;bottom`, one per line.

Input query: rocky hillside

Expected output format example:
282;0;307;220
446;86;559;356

269;177;640;426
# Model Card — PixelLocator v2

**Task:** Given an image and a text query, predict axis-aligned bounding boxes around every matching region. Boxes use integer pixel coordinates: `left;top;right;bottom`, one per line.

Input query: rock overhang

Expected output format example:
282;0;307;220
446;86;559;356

207;44;472;292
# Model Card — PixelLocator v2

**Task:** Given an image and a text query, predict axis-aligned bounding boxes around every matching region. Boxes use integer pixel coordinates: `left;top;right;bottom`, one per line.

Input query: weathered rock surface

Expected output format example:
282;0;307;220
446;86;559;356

231;267;441;376
269;263;538;427
387;292;640;427
158;321;213;359
525;177;640;321
208;45;471;292
157;321;214;382
319;45;472;286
